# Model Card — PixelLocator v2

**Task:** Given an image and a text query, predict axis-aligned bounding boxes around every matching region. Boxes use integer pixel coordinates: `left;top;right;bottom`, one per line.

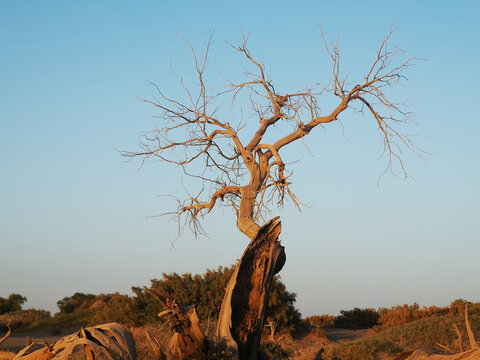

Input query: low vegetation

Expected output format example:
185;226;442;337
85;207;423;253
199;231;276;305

334;308;380;330
0;266;301;337
1;279;479;360
321;301;480;360
0;295;26;316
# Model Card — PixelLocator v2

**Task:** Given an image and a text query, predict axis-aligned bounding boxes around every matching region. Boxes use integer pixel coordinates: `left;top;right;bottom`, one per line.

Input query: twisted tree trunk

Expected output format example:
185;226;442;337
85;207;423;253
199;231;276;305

217;217;286;360
144;287;206;360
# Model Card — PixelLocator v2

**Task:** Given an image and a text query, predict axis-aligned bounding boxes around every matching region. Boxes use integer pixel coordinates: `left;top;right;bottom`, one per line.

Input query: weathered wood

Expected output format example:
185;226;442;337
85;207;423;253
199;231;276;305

217;217;286;360
0;323;11;346
13;323;136;360
145;287;206;360
465;304;479;351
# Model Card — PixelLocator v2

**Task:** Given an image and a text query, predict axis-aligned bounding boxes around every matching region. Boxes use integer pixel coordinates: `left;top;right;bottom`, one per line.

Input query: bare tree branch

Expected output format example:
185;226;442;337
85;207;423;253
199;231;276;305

124;28;421;240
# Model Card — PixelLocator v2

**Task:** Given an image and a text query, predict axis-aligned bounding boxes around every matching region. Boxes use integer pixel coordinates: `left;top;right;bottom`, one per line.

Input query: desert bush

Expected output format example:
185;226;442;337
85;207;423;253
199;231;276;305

0;309;50;332
206;337;238;360
322;311;480;359
371;303;449;333
264;277;302;335
303;315;336;337
378;313;480;350
322;336;401;360
90;292;145;327
138;266;302;334
56;292;96;314
334;308;380;329
53;290;162;328
304;315;336;329
375;315;457;349
45;308;100;332
0;294;27;315
147;266;235;321
9;266;300;337
448;299;480;316
260;340;293;359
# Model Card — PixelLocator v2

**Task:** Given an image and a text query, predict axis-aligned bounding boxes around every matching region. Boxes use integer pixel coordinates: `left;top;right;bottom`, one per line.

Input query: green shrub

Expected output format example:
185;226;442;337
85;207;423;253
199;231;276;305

260;340;293;359
57;292;96;314
31;265;301;337
0;294;27;315
140;266;302;334
46;308;100;331
304;314;335;336
206;337;237;360
91;292;145;327
334;308;379;329
264;277;302;335
304;314;336;329
0;309;51;332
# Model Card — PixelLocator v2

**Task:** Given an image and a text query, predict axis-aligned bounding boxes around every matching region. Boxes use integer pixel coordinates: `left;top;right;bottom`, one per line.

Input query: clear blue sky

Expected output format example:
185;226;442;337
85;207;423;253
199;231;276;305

1;1;479;316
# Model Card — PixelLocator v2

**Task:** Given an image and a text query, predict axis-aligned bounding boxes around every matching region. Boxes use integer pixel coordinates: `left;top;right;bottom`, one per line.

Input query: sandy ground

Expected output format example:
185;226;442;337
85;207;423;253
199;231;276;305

324;328;369;342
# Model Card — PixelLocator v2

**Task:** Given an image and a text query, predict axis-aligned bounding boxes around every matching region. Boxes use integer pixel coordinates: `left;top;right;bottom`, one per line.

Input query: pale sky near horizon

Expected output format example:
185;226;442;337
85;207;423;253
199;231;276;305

1;1;479;317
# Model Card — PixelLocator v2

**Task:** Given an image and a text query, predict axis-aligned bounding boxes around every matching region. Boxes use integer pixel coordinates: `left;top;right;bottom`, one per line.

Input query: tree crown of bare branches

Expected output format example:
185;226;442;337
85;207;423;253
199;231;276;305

123;28;421;240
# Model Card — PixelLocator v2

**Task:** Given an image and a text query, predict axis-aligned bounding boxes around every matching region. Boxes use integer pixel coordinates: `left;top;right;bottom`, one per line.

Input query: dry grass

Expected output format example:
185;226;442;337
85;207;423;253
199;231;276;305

0;351;15;360
132;324;170;360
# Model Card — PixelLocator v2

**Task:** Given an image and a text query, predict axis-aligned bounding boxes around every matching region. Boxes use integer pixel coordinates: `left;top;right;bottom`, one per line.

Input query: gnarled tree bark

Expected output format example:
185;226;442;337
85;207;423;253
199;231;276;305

217;217;286;360
144;287;206;360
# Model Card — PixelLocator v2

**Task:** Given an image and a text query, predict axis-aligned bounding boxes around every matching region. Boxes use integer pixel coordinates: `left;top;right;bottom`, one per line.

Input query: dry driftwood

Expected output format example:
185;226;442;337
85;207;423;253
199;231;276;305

0;322;16;360
11;322;136;360
216;217;286;360
145;287;206;360
0;323;12;347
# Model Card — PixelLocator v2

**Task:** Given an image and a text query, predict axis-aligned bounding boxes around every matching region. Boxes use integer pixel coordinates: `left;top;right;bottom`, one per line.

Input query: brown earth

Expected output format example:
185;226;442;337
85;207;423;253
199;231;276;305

324;328;369;342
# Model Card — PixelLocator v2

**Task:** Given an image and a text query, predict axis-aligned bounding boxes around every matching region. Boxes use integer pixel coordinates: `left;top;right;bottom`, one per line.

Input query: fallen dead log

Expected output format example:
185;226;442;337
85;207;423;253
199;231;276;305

12;322;136;360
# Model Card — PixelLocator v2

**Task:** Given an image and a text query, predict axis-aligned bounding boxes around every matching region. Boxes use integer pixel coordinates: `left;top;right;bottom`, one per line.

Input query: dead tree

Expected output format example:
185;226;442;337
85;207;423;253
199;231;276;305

144;287;206;360
124;28;419;359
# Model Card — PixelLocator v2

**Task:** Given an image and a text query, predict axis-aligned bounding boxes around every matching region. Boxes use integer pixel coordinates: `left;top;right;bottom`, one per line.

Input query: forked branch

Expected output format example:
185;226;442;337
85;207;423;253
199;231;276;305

125;28;421;240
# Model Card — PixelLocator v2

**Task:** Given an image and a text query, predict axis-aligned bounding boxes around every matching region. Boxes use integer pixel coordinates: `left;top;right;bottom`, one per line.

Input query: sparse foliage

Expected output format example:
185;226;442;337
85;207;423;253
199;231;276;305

304;314;336;329
0;294;27;315
137;266;301;334
57;292;96;314
335;308;380;329
372;303;449;332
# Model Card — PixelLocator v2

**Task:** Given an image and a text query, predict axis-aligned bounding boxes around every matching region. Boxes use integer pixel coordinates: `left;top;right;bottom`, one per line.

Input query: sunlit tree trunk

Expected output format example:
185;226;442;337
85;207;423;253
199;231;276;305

217;218;285;359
